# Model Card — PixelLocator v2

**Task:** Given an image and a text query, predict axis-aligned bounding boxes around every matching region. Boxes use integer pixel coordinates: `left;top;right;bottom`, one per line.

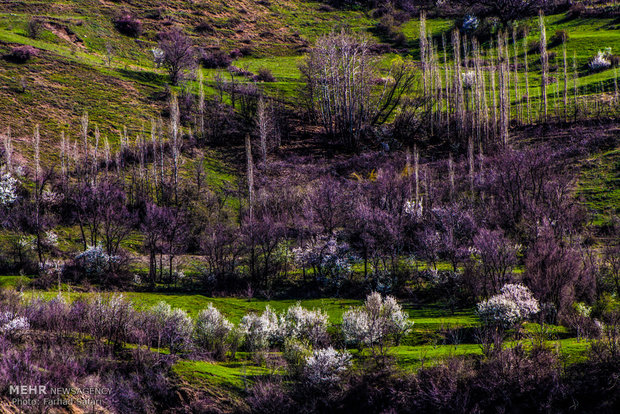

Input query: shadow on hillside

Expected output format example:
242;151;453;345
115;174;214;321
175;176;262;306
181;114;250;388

118;68;167;86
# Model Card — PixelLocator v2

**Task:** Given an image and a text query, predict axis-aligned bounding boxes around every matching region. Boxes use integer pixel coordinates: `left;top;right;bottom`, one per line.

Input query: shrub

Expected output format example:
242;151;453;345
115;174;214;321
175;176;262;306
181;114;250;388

342;292;412;355
527;39;541;53
283;338;312;377
392;32;407;47
477;283;539;328
0;311;29;338
461;70;475;89
303;347;351;388
199;49;232;69
247;379;293;414
254;67;276;82
589;49;612;71
278;303;329;346
74;244;120;279
462;15;479;32
568;3;585;18
0;172;17;206
27;17;43;39
239;306;279;351
194;21;213;34
194;303;232;359
6;45;38;63
550;29;569;45
113;14;142;37
150;301;193;353
229;48;243;59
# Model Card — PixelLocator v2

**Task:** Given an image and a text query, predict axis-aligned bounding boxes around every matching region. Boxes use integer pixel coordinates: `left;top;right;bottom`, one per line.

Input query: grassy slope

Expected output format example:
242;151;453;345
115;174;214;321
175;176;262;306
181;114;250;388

578;147;620;226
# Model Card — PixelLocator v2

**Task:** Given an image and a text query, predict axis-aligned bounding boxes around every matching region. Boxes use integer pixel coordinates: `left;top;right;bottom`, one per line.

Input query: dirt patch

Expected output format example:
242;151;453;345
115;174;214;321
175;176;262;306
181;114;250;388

44;22;85;49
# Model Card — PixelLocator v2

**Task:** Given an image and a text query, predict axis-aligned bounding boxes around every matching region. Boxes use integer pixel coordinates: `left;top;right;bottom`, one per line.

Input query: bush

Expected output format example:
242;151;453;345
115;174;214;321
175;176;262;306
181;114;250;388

150;301;193;353
477;284;539;328
278;303;329;346
461;70;475;89
0;311;29;338
342;292;412;354
239;306;279;351
254;67;276;82
6;45;38;63
461;15;479;32
27;17;43;39
247;380;293;414
568;3;586;18
527;39;541;53
226;49;241;59
113;14;142;37
303;347;351;388
194;21;213;34
283;338;312;377
0;172;17;206
589;49;612;72
194;303;232;359
199;49;232;69
550;29;569;45
74;244;120;279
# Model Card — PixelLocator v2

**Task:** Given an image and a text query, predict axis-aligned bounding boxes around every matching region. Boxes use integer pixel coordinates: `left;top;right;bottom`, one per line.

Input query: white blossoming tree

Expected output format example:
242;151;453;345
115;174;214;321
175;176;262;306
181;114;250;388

477;283;540;328
342;292;412;359
0;171;17;206
194;303;233;359
303;347;351;388
150;301;193;353
588;49;612;71
0;311;29;339
239;306;279;352
278;303;329;346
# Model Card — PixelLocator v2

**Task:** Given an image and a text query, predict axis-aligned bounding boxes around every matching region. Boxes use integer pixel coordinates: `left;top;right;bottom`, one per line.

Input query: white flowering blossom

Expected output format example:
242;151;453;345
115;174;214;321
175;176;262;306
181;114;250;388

75;244;119;276
342;292;412;349
0;311;29;336
574;302;592;318
239;306;279;351
41;190;63;205
292;236;354;287
17;235;36;251
278;303;329;345
150;301;193;353
342;308;370;346
44;231;58;247
303;347;351;387
462;15;479;32
195;303;233;352
404;198;423;217
152;47;165;67
589;49;611;71
462;70;476;89
0;172;17;206
477;283;539;328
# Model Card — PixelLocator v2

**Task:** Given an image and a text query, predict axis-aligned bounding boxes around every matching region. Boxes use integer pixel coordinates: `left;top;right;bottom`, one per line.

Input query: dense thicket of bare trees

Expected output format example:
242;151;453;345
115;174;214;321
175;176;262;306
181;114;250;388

301;30;418;149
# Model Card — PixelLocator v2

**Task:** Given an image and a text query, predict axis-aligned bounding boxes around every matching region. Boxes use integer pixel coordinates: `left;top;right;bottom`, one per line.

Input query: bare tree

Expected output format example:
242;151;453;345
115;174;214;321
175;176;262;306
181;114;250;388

256;96;272;164
539;11;549;121
158;28;196;85
301;30;417;149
